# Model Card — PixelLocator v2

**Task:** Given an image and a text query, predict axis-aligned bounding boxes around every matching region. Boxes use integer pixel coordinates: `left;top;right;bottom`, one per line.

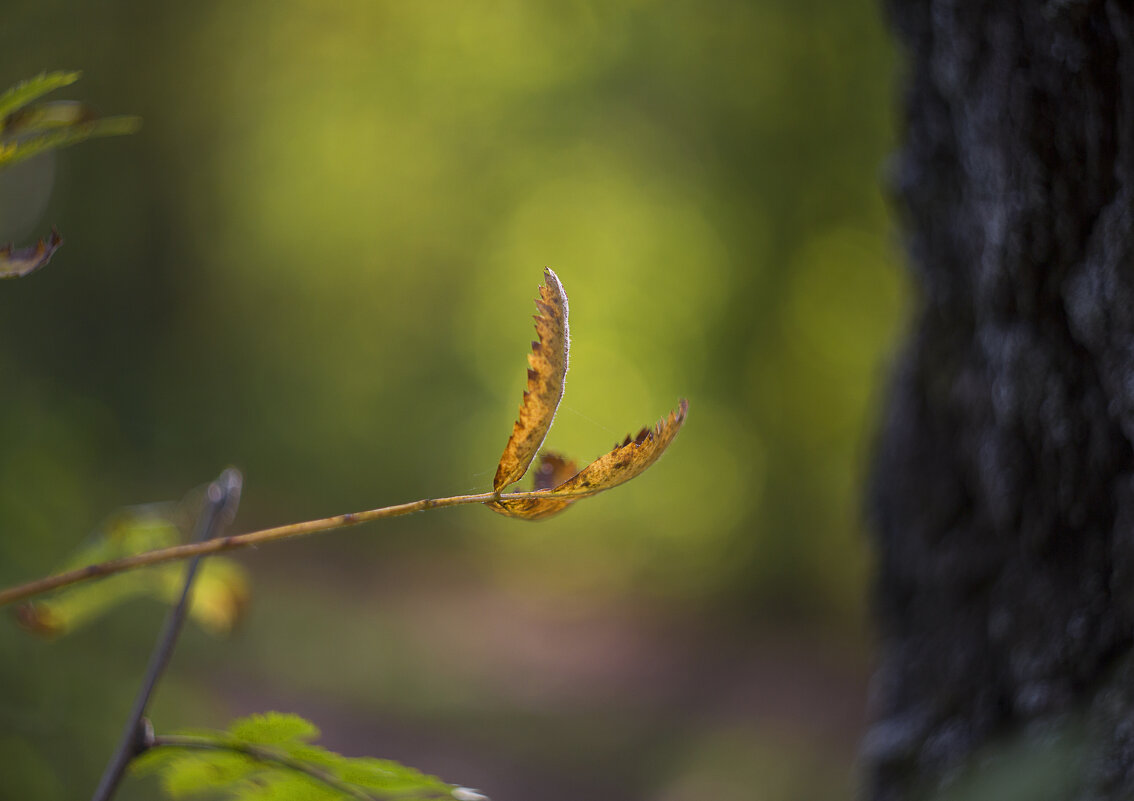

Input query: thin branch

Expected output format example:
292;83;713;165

144;734;455;800
0;488;591;607
91;469;243;801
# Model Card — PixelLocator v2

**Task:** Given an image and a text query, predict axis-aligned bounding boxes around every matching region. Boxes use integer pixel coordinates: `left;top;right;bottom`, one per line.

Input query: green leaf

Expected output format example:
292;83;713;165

228;713;320;746
134;715;472;801
162;752;257;798
0;71;81;119
131;744;186;776
15;505;249;637
0;115;142;170
284;744;345;769
335;757;434;791
232;772;338;801
177;558;250;634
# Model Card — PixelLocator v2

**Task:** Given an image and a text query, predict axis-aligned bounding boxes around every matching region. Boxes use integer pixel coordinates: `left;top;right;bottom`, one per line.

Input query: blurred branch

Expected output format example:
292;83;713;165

91;469;243;801
0;487;599;606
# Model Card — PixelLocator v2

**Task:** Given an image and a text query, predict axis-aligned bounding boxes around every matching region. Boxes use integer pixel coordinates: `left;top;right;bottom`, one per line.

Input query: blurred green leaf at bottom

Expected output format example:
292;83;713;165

132;712;464;801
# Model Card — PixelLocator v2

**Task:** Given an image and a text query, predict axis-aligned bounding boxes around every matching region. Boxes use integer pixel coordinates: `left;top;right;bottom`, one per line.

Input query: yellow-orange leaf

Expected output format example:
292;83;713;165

493;268;570;492
554;399;688;498
487;400;688;521
487;452;579;520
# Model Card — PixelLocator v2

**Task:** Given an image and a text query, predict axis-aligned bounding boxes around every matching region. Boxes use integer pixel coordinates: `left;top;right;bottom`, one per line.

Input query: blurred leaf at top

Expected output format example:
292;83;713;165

0;71;140;171
0;70;139;278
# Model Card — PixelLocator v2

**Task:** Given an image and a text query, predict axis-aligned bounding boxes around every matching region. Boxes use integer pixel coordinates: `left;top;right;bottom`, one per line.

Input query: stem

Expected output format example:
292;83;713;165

0;488;583;607
91;468;243;801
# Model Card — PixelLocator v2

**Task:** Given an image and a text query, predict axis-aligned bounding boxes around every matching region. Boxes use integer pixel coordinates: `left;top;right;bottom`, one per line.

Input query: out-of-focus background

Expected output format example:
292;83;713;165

0;2;904;799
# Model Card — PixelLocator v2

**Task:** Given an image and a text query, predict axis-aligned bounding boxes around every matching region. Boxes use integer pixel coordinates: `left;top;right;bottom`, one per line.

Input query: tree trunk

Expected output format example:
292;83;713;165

868;2;1134;798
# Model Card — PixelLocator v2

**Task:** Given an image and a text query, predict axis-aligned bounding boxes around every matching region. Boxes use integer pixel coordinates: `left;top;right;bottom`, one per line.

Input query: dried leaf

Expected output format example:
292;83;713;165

487;494;574;522
0;72;140;173
553;399;688;498
487;401;688;521
487;453;579;520
493;267;570;491
0;228;62;278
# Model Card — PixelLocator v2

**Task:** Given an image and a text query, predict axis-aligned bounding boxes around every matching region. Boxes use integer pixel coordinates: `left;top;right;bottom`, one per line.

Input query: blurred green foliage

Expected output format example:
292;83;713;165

15;502;248;637
0;71;140;173
132;712;459;800
0;0;901;799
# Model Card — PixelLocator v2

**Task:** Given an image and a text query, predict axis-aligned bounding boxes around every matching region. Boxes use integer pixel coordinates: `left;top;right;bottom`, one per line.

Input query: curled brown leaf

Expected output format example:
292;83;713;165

487;452;579;520
0;228;62;278
553;399;689;498
487;400;689;521
493;267;570;492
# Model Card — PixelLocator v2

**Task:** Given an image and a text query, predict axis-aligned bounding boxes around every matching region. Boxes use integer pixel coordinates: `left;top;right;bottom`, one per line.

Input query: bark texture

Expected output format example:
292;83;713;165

869;1;1134;798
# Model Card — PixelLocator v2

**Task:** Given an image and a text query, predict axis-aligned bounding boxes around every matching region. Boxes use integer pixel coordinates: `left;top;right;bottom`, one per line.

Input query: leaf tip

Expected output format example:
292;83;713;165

453;788;491;801
542;265;562;290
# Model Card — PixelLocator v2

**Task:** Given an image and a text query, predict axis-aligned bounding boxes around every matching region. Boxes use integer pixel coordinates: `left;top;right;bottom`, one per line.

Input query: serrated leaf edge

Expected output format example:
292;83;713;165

492;267;570;492
486;399;688;520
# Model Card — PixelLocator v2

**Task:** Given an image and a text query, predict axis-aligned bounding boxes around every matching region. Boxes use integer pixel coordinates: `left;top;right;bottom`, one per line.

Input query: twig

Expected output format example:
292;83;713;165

90;469;243;801
0;488;590;607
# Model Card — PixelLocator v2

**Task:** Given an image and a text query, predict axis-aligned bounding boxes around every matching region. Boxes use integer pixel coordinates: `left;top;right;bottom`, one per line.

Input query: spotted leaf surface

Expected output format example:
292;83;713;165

553;399;688;498
488;401;688;521
493;268;570;491
487;452;579;520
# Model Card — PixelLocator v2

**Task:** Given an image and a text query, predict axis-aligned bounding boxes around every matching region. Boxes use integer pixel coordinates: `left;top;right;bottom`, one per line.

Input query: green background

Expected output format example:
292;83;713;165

0;1;902;799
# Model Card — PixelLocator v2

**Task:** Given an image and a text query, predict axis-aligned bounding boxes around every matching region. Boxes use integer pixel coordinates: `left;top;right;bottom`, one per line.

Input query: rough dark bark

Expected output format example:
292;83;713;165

868;1;1134;799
